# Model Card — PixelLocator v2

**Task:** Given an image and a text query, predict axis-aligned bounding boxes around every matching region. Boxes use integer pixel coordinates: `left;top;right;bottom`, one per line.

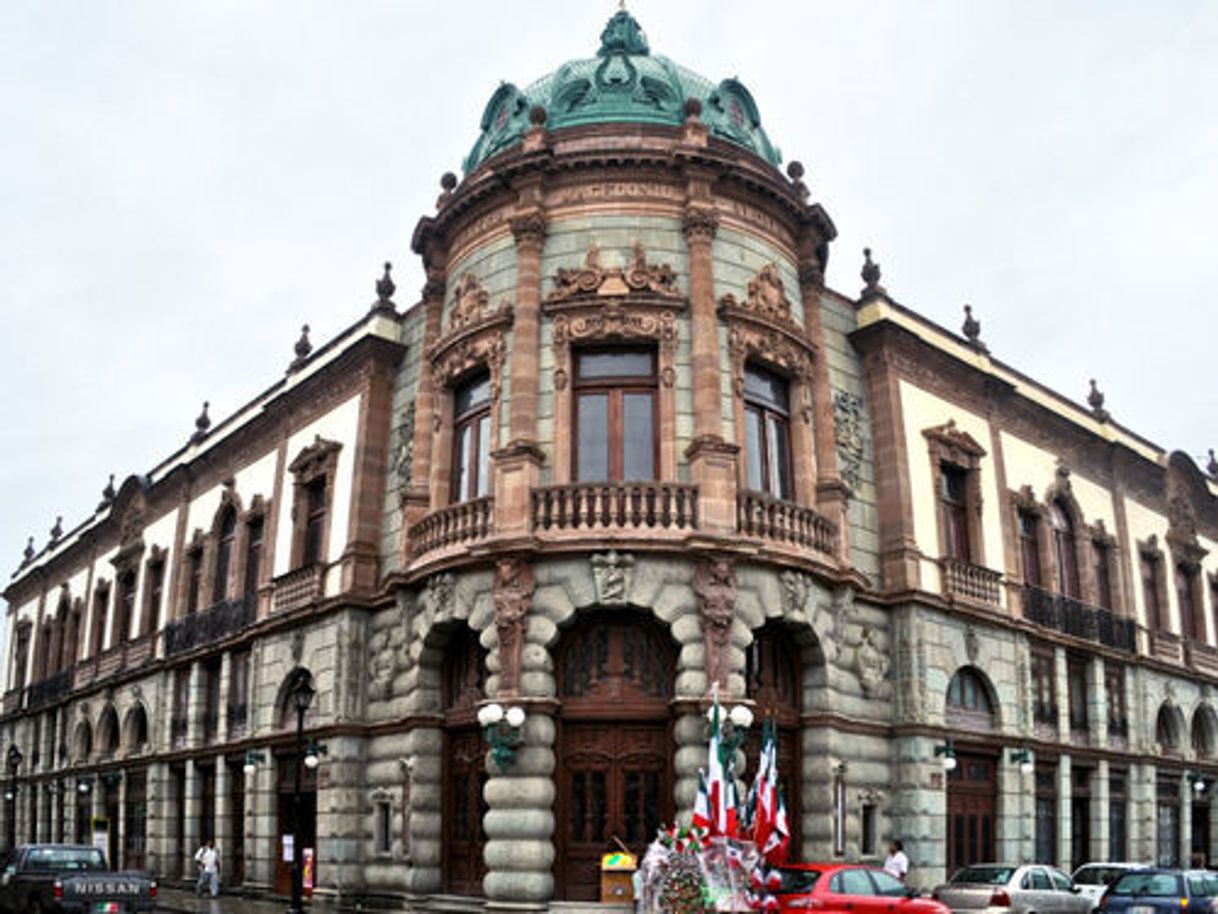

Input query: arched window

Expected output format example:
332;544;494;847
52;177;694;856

946;667;996;730
126;704;150;752
1192;707;1217;760
213;506;237;604
98;707;120;759
1050;500;1080;598
75;720;93;763
1157;705;1182;753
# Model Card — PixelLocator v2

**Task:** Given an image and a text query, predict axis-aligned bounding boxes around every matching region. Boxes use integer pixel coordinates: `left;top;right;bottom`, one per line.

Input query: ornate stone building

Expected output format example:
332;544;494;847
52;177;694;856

4;9;1218;909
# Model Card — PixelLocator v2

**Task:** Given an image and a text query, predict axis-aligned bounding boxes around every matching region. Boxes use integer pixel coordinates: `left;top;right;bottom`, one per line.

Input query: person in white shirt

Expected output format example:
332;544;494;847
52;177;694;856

883;840;909;883
194;838;220;898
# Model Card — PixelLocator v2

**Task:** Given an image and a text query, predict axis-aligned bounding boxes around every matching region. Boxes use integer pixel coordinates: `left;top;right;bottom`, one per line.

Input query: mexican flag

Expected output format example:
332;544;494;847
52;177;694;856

750;720;789;866
703;693;738;837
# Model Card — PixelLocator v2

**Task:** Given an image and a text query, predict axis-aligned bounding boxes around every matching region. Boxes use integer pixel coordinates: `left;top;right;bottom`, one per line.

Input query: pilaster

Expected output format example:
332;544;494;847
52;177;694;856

215;757;231;877
217;652;232;744
1056;754;1072;870
184;758;201;875
1093;760;1110;860
402;267;447;556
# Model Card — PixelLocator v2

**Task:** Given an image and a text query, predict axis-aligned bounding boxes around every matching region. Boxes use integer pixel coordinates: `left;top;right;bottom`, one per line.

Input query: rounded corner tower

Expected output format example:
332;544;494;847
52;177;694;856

397;7;871;907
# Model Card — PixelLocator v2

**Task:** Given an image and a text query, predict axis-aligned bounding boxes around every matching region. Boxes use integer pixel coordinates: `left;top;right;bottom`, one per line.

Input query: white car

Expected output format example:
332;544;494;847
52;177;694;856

1070;864;1149;912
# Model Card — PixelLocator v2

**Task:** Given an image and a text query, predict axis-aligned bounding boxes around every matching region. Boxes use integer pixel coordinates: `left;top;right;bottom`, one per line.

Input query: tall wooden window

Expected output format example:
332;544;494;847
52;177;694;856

1105;663;1127;738
442;627;487;896
115;570;137;646
1035;767;1057;864
186;548;203;615
1176;563;1200;642
90;585;110;656
743;364;792;498
143;555;164;637
243;516;264;599
1067;656;1088;734
64;606;81;671
452;372;492;502
574;350;656;483
1050;501;1080;598
1142;551;1164;630
939;464;971;561
1093;540;1113;609
228;649;251;735
302;478;327;567
1031;649;1057;725
171;667;190;748
203;658;221;742
1019;510;1042;587
213;507;237;604
11;623;31;689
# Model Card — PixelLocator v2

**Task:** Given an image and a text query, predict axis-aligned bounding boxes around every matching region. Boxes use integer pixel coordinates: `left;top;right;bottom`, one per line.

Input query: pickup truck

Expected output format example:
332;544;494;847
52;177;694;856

0;845;156;914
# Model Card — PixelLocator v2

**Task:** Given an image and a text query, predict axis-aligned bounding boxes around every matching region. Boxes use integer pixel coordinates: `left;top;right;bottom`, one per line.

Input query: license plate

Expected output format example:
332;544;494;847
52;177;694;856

1129;906;1155;914
94;903;121;914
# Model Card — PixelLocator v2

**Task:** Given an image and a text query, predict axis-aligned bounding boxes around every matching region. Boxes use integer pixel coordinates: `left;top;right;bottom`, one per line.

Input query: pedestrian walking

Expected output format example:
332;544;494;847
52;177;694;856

195;837;221;898
883;840;909;883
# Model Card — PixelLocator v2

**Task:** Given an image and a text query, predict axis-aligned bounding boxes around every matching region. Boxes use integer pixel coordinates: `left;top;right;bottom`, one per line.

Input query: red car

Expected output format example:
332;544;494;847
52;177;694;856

776;863;950;914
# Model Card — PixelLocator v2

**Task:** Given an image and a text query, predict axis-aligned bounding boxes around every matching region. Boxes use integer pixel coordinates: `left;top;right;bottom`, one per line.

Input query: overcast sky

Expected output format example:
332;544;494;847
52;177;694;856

3;1;1218;603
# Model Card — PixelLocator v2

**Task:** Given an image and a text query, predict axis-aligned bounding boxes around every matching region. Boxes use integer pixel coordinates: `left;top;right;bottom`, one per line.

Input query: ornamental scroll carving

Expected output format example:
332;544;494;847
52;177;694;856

548;242;682;302
719;263;817;424
493;557;534;697
427;273;513;404
833;391;866;492
550;302;679;390
694;558;736;693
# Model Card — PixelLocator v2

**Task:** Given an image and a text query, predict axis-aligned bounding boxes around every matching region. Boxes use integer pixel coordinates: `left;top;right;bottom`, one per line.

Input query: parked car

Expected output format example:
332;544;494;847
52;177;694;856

776;862;950;914
932;864;1092;914
1095;868;1218;914
0;844;157;914
1071;864;1150;912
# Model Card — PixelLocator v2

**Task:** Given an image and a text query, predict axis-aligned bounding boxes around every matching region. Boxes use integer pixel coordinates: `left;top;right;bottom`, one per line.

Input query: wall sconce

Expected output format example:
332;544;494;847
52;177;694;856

1009;747;1034;775
708;703;754;758
477;702;526;769
242;750;266;776
76;776;94;795
934;739;957;771
2;785;15;801
304;739;328;770
1189;771;1207;795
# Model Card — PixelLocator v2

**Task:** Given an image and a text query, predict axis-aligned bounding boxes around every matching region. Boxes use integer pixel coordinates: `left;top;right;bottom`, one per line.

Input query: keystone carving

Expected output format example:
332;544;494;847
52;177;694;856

493;558;534;697
449;272;490;331
591;549;634;605
548;242;682;301
694;558;736;693
779;569;811;617
550;303;678;390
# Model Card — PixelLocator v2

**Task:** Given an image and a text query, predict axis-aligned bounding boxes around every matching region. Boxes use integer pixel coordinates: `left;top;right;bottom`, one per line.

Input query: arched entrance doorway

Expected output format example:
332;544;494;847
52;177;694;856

745;622;804;859
944;667;998;876
554;613;675;900
442;626;488;895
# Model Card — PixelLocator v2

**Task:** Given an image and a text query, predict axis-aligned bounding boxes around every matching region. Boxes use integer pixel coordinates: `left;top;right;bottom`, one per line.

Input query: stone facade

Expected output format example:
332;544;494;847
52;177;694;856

4;9;1218;912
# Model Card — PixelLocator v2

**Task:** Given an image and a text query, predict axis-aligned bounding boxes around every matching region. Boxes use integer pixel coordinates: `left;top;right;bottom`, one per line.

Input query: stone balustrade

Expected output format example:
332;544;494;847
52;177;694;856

939;556;1003;606
271;565;326;614
736;489;836;557
409;496;494;558
531;483;698;535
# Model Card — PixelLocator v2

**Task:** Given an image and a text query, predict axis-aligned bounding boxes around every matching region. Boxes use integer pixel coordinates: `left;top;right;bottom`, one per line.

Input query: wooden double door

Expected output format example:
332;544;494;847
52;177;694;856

946;752;997;877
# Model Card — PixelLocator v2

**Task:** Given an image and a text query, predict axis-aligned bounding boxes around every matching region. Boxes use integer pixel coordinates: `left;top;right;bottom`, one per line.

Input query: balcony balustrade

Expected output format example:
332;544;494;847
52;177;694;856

736;489;835;557
1022;585;1136;652
410;496;494;558
163;594;255;657
271;565;325;614
939;557;1002;606
532;483;698;535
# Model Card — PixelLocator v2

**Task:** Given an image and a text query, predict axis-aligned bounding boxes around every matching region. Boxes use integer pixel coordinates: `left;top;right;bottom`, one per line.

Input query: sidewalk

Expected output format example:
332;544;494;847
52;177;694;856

157;886;302;913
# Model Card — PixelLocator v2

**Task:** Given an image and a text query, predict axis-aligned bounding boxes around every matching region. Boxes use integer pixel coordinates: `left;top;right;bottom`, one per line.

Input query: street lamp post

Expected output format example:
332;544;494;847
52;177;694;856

286;672;315;914
5;745;22;849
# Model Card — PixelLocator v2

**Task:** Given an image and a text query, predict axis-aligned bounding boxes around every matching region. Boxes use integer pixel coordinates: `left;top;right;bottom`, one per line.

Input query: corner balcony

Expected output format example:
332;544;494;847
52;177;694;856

163;594;255;657
1022;585;1136;653
736;489;836;558
409;496;494;559
532;482;698;539
939;556;1003;607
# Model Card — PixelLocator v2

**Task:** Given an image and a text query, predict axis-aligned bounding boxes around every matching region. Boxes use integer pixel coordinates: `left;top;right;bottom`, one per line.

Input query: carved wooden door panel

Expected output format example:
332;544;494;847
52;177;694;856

444;726;488;895
557;723;670;900
946;753;996;876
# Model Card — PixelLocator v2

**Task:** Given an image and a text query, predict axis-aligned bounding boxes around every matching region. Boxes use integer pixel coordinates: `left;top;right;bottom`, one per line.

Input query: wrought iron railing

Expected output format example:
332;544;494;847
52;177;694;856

736;489;835;556
533;483;698;534
1023;585;1136;652
939;557;1002;606
410;496;494;557
26;670;71;710
163;594;255;657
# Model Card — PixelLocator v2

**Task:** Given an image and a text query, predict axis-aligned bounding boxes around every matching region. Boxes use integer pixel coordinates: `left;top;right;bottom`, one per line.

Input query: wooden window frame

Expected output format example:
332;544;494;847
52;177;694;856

450;370;494;503
1175;560;1202;643
288;437;342;570
1091;529;1117;612
182;536;204;617
1031;646;1057;726
89;581;111;657
140;546;167;638
572;348;659;484
1050;499;1082;599
240;502;267;603
1105;662;1128;739
1066;655;1089;734
1139;537;1169;633
211;504;238;606
10;621;31;690
925;422;987;565
742;361;793;499
1018;507;1044;588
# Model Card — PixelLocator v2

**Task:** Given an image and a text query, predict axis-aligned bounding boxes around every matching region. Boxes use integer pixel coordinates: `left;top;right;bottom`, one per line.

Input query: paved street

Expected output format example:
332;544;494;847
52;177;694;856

156;886;300;914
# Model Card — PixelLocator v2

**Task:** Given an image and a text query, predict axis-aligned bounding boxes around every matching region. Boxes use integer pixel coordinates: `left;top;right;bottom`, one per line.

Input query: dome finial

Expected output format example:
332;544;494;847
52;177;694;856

598;6;649;56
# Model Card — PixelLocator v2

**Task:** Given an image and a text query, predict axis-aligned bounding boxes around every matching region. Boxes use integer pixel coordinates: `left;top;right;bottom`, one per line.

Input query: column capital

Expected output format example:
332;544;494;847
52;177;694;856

510;211;548;250
421;269;447;305
682;206;720;243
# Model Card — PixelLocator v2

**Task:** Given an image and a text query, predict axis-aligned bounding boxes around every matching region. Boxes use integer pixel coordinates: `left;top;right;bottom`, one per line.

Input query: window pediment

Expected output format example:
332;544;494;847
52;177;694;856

547;298;679;391
288;436;343;480
923;420;986;467
428;273;512;403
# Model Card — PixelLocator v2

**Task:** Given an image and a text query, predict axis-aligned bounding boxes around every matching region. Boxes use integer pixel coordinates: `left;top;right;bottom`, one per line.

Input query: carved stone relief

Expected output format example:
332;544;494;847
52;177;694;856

550;301;679;391
394;401;416;486
548;242;682;302
854;626;890;698
591;549;634;605
368;607;409;702
448;272;491;331
421;573;456;619
964;626;980;664
694;558;736;693
428;272;513;404
833;391;866;492
493;558;534;696
779;569;811;617
718;263;793;324
818;585;856;663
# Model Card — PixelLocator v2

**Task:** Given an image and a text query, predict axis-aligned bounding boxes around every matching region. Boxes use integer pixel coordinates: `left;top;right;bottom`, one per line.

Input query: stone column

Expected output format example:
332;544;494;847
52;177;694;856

1093;760;1110;860
315;735;364;899
1130;762;1157;863
682;201;738;535
117;773;128;869
795;258;849;560
1093;659;1110;745
143;762;166;879
1054;647;1069;743
1000;750;1034;863
402;266;447;555
215;757;231;879
1180;774;1193;867
1056;754;1072;870
1208;798;1218;866
246;756;275;890
187;661;203;749
217;652;232;744
183;759;201;876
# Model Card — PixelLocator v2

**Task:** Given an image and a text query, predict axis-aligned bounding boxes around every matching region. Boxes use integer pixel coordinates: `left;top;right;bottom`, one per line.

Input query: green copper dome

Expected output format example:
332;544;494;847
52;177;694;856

463;10;782;173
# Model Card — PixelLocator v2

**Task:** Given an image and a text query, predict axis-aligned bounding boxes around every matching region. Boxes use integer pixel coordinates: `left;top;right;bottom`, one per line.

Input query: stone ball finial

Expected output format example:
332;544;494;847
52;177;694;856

528;104;547;126
374;262;396;311
962;304;987;352
860;247;885;298
49;515;63;544
22;536;35;565
684;97;703;120
787;160;805;181
191;401;211;443
97;474;116;512
440;172;457;192
290;324;313;371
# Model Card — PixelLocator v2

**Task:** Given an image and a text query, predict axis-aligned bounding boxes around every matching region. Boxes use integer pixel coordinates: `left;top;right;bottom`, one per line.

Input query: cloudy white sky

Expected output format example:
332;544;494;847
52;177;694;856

2;1;1217;600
